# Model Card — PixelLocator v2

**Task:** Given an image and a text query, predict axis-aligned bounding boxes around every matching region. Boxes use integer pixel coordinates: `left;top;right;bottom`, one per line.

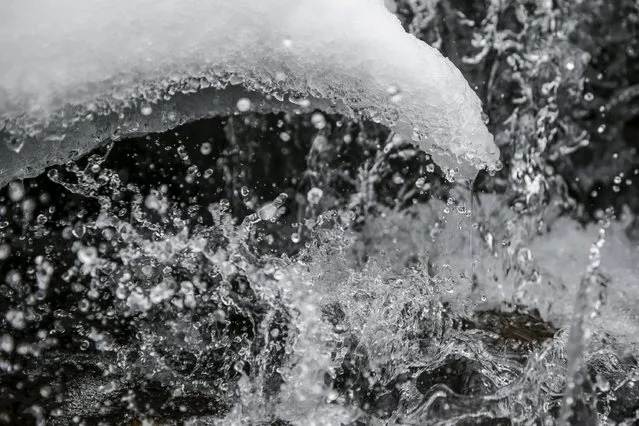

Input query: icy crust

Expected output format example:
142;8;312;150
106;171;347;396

0;0;500;186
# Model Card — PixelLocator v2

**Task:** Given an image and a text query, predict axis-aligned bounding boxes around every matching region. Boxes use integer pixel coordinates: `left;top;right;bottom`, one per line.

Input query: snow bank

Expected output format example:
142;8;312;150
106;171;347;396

0;0;500;186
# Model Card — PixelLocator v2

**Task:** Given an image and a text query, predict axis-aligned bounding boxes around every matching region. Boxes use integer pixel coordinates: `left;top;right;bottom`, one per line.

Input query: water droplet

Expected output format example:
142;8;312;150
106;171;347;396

311;112;326;130
200;142;213;155
307;187;324;205
8;181;25;202
78;246;98;265
5;310;25;329
0;244;10;260
78;299;90;312
140;105;153;116
72;224;86;238
280;132;291;142
0;334;14;353
236;98;252;112
187;165;199;176
47;169;59;181
5;270;21;287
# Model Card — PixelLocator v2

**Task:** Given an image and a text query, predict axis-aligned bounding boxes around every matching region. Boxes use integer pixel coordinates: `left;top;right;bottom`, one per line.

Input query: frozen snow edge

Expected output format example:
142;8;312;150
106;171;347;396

0;83;353;186
0;0;500;187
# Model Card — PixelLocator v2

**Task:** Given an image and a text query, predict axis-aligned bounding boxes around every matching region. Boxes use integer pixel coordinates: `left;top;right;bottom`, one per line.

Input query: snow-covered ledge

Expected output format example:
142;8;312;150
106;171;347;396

0;0;500;187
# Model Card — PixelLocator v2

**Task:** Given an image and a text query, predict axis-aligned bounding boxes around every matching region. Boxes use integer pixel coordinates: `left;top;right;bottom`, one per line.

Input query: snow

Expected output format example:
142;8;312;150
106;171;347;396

0;0;499;186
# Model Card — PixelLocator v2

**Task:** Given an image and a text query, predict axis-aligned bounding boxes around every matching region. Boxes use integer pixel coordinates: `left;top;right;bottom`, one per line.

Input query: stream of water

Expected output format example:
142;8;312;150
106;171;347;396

2;1;639;425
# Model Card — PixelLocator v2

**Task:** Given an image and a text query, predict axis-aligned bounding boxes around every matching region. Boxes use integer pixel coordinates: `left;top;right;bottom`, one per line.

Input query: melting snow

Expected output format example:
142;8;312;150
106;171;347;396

0;0;499;186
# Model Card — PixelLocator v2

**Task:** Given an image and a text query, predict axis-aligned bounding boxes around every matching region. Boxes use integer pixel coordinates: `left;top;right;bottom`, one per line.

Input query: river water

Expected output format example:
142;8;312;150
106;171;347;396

1;1;639;425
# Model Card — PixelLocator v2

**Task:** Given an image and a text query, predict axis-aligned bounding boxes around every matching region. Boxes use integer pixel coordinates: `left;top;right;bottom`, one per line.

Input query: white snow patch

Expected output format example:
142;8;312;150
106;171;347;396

0;0;499;185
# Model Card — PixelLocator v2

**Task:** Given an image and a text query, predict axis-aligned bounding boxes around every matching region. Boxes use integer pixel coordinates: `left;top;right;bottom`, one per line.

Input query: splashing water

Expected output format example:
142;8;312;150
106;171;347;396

2;1;639;425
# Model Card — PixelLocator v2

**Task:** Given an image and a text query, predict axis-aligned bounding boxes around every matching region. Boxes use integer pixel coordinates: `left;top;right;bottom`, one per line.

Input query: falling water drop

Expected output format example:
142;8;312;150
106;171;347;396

236;98;252;112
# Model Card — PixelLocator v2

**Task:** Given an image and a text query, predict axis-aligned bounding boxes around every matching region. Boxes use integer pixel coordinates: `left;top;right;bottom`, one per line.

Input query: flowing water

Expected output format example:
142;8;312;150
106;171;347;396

2;2;639;426
1;111;637;425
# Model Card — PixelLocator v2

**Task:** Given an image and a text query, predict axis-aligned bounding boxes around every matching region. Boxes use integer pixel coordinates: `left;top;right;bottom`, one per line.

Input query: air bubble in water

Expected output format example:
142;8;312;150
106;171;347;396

241;186;250;197
291;233;301;243
140;105;153;116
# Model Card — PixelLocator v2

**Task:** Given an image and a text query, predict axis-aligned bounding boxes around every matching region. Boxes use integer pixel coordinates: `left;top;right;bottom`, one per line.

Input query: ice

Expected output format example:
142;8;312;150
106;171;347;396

0;0;499;187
